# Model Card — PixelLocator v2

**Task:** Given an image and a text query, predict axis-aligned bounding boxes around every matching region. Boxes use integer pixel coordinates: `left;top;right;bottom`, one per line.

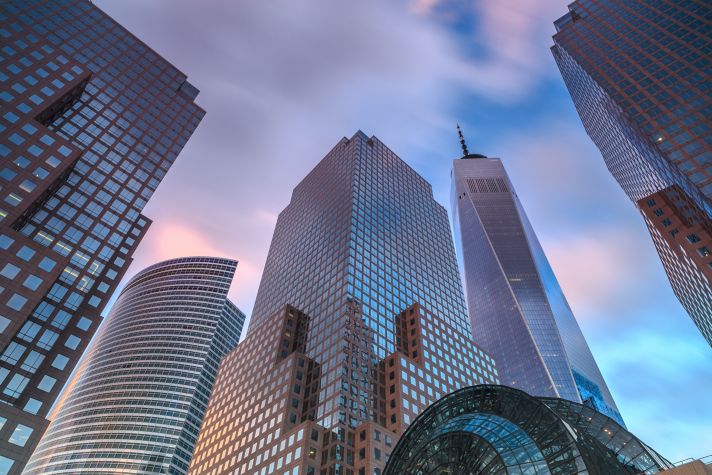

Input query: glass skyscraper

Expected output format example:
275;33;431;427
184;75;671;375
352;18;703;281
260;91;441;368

551;0;712;345
0;1;203;471
25;257;245;475
189;132;499;475
452;149;622;424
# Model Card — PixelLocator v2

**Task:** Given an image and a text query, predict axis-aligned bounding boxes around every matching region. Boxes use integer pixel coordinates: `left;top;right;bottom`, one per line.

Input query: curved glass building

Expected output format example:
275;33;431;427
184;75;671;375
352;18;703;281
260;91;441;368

24;257;244;475
385;385;673;475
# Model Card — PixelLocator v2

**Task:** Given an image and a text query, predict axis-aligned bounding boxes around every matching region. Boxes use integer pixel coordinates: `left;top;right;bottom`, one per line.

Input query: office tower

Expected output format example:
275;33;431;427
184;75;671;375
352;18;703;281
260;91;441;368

551;1;712;345
24;257;244;475
189;131;499;475
0;1;204;471
451;140;622;424
385;385;673;475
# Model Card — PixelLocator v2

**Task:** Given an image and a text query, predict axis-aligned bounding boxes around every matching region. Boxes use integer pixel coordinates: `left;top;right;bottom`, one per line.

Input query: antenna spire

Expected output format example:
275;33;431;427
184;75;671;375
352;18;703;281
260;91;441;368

457;123;469;157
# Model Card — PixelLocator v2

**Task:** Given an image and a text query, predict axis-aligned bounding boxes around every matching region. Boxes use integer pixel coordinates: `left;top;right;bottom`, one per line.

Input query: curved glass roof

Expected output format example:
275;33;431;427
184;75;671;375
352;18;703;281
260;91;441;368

541;398;673;474
385;385;673;475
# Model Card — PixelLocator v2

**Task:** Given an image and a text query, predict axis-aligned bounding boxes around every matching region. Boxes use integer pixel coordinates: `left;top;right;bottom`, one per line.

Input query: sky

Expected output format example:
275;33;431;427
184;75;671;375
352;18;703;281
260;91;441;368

94;0;712;462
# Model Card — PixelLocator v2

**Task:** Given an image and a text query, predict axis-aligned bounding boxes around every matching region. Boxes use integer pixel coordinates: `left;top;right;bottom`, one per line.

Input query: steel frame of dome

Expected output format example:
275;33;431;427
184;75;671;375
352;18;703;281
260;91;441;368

384;385;673;475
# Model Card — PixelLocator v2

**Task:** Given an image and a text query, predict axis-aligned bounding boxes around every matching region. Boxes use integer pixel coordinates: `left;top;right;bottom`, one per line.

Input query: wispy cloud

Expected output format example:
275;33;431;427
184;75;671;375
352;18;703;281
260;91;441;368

409;0;567;100
97;0;499;315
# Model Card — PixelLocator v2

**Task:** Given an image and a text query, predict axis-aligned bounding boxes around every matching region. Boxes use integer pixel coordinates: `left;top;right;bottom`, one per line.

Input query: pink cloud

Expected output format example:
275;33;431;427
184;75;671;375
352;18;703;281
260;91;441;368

123;221;261;320
544;230;642;318
137;221;233;264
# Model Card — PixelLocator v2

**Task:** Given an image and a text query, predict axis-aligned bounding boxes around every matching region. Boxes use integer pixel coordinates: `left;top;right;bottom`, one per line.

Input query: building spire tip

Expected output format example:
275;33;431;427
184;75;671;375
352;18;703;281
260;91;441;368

457;123;469;157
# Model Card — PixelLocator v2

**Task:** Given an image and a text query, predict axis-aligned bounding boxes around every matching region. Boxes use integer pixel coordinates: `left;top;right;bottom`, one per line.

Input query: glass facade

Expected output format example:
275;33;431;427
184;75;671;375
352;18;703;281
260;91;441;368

24;257;245;475
189;132;499;475
385;385;673;475
551;0;712;346
452;156;623;424
0;1;204;471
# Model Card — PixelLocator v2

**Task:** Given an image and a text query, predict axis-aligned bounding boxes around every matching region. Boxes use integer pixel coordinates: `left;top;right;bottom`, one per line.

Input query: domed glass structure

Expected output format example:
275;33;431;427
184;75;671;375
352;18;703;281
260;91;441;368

384;385;673;475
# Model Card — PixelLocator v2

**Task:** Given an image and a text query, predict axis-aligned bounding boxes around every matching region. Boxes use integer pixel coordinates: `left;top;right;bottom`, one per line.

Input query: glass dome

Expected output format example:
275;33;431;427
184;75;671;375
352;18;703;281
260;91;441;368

384;385;673;475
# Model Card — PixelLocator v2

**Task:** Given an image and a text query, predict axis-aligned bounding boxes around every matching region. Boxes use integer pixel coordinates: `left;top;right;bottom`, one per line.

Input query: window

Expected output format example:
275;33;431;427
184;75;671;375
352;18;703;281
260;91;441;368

17;321;41;342
32;302;55;322
0;235;14;249
65;335;81;350
37;375;56;392
51;310;71;330
0;263;20;280
698;246;711;258
0;168;16;181
3;374;29;398
0;342;26;365
52;354;69;370
37;329;58;350
0;456;13;474
8;424;33;447
19;179;36;194
4;193;22;206
6;294;27;311
24;398;42;415
39;256;56;271
76;317;91;331
21;351;44;373
16;246;35;261
23;275;43;291
686;234;701;243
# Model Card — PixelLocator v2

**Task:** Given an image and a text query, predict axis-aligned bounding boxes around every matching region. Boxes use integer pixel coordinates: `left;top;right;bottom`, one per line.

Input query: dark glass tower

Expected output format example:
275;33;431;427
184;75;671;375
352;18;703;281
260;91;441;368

189;132;499;475
0;1;204;471
451;146;623;424
25;257;244;475
551;0;712;346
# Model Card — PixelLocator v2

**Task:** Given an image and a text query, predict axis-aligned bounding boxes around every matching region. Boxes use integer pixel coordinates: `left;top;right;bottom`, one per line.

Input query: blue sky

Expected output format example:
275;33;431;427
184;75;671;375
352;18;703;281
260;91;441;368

95;0;712;461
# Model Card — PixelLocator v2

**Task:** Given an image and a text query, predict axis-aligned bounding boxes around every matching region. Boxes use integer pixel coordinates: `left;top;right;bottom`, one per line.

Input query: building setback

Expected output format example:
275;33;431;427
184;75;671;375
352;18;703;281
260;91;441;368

25;257;245;475
451;144;623;424
0;1;204;471
188;132;499;475
551;0;712;345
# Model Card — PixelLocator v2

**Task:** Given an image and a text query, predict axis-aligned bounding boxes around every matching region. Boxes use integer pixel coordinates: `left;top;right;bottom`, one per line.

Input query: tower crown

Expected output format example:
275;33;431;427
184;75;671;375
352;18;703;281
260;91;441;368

457;123;487;159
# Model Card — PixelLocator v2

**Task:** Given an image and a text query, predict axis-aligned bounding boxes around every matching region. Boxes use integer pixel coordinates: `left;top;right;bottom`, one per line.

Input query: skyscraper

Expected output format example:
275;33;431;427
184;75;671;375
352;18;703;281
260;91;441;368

0;1;204;471
551;0;712;345
24;257;245;475
189;131;499;475
451;138;622;424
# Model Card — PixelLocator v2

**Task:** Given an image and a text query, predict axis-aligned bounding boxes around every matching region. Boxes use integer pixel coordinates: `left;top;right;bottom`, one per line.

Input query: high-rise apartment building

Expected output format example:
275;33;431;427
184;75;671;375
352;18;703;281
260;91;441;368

551;0;712;345
0;1;204;471
24;257;245;475
189;132;499;475
451;142;622;424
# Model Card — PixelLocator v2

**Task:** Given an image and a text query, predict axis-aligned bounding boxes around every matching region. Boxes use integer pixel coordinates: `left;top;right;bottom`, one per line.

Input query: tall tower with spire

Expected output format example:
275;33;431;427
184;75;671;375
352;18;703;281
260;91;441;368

451;127;623;424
